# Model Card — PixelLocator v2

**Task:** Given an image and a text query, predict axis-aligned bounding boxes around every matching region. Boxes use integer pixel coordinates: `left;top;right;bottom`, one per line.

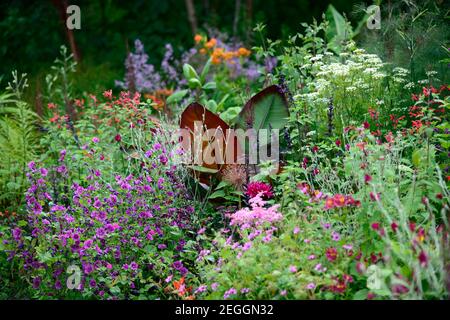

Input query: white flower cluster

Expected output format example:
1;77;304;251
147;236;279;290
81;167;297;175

294;47;388;107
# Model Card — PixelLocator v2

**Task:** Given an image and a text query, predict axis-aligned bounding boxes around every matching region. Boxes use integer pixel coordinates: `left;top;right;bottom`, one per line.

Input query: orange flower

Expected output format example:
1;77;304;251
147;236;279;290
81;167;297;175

173;277;191;297
199;48;207;55
194;34;203;43
223;51;236;61
237;47;251;57
211;48;225;64
205;38;217;49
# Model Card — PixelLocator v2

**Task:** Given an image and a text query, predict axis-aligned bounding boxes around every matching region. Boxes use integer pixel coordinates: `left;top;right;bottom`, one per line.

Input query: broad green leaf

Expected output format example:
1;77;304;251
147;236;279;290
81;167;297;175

208;190;226;199
236;85;289;131
166;90;188;104
183;63;199;81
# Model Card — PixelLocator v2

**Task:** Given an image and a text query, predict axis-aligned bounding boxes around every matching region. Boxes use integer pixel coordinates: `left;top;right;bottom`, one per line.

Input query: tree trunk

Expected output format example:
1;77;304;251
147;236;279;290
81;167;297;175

184;0;198;35
245;0;253;42
233;0;241;36
51;0;81;63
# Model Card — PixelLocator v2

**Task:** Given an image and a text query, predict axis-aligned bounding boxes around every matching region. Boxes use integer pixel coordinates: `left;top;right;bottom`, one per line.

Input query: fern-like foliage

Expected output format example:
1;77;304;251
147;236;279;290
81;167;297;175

0;71;40;212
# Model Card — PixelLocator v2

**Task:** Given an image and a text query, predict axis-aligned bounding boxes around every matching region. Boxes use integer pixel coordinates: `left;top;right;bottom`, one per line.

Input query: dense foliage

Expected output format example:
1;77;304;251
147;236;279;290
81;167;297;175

0;1;449;300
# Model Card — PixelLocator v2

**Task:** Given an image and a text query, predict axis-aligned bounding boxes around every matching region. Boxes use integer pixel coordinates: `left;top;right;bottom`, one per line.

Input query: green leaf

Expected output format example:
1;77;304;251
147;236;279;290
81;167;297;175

202;81;217;90
215;181;230;190
205;100;218;113
236;85;289;131
412;149;423;168
325;4;352;53
166;90;188;104
200;58;212;83
220;106;241;123
183;63;199;81
188;78;202;89
17;220;27;227
189;165;219;174
209;190;226;199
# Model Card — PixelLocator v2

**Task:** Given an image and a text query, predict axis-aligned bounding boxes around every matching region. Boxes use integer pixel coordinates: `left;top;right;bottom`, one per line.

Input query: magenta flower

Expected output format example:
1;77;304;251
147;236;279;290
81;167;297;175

306;282;316;290
245;181;273;199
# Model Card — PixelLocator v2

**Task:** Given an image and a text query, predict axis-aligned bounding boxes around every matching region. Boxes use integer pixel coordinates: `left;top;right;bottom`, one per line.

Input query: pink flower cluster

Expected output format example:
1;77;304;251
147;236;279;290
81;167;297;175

230;193;282;229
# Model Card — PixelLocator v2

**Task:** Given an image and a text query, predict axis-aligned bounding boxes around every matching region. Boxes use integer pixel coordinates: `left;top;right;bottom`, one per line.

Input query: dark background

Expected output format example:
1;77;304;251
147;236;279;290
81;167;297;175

0;0;361;76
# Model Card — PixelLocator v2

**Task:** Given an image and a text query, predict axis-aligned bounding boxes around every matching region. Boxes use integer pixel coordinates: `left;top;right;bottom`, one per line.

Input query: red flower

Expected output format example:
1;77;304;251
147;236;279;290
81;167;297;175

115;134;122;142
333;194;346;207
363;121;370;129
342;274;353;284
391;222;398;232
312;146;319;153
371;222;380;231
369;192;380;201
412;120;422;129
335;139;341;147
326;247;338;262
364;174;372;184
245;181;273;199
418;251;428;267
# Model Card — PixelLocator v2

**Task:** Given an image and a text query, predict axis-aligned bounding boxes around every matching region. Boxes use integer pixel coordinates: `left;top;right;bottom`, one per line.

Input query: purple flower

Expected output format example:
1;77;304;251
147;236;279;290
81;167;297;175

194;285;207;294
306;282;316;290
89;279;97;288
28;161;36;171
55;280;62;290
12;227;22;241
331;231;341;241
40;168;48;177
130;262;138;271
92;137;99;143
211;282;219;291
223;288;237;299
32;277;41;289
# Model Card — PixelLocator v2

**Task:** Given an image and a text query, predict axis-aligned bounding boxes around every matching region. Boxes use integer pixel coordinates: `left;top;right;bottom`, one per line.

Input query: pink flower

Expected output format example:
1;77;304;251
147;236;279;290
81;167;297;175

342;244;353;251
306;282;316;290
289;265;297;273
308;254;316;260
103;90;112;99
293;227;300;235
331;231;341;241
371;222;380;231
92;137;100;143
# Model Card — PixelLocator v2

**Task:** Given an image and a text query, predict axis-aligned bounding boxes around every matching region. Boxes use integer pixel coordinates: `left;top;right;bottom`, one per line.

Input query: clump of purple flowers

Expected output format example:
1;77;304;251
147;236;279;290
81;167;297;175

5;144;202;299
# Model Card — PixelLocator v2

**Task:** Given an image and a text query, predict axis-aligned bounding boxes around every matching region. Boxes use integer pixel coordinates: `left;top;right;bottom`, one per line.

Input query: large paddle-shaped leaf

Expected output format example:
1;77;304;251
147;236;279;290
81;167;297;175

236;85;289;131
180;102;242;184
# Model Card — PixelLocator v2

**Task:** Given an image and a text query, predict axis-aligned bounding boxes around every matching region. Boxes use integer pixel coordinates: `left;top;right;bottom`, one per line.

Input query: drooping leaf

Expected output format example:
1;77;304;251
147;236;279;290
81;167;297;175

325;4;353;53
236;85;289;131
180;102;241;184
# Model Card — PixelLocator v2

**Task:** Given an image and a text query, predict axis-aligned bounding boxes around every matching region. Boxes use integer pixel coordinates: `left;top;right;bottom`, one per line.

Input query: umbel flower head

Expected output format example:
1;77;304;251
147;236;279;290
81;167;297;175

221;165;246;190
